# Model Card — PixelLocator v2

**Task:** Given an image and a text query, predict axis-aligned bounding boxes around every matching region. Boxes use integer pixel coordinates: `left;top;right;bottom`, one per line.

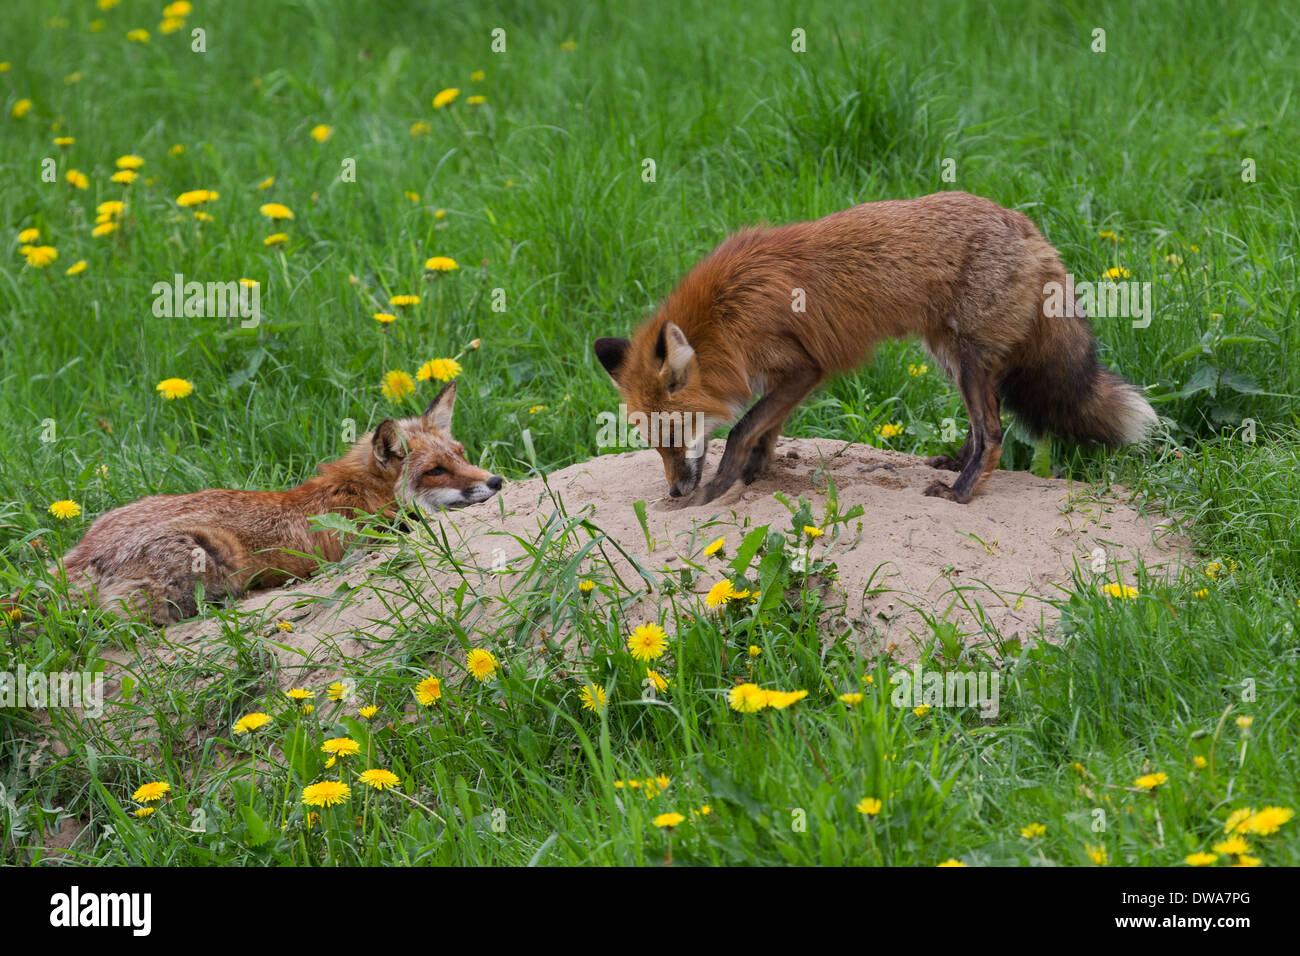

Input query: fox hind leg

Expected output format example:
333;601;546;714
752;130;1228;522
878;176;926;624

924;360;1002;503
741;425;782;484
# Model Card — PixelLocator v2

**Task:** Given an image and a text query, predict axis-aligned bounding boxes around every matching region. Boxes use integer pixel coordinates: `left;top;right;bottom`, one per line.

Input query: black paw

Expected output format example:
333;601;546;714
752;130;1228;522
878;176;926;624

925;455;963;473
923;480;958;500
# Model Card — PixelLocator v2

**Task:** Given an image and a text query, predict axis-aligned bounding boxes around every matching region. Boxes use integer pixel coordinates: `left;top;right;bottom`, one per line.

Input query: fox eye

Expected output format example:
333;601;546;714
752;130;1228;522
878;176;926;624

424;466;448;477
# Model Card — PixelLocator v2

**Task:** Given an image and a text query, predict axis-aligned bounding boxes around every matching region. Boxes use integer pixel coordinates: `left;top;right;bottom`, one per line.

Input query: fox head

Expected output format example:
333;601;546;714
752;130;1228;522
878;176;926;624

594;321;737;497
367;382;503;511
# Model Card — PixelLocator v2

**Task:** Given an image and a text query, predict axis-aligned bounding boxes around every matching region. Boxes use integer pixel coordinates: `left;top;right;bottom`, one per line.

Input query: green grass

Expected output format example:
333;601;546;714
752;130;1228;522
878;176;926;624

1;0;1297;865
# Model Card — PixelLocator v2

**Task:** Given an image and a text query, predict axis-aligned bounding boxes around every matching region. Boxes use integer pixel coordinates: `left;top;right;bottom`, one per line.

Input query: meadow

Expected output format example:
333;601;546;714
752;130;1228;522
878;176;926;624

0;0;1297;866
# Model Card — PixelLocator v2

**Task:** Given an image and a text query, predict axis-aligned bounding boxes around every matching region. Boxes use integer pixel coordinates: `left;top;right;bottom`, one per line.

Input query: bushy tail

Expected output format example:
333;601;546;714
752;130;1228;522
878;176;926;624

998;305;1157;447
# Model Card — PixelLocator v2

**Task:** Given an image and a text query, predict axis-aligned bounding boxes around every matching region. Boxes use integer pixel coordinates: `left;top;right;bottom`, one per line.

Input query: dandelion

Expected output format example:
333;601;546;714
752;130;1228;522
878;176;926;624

155;378;194;400
645;669;668;693
359;705;378;719
857;797;882;816
764;689;808;710
1020;822;1046;838
875;423;903;439
803;525;823;539
425;256;458;272
175;189;218;207
416;358;461;382
1224;807;1254;835
908;363;928;376
1213;837;1251;856
259;202;294;221
381;370;415;402
728;682;767;713
528;405;546;414
936;859;968;867
1193;755;1207;769
578;579;596;595
287;688;312;702
1165;253;1183;266
1086;844;1108;865
702;537;725;557
839;692;863;705
301;781;350;807
1194;588;1208;599
66;260;87;276
17;228;40;244
168;144;185;156
1134;772;1168;790
321;737;360;759
126;29;150;43
404;190;420;203
116;155;145;170
467;648;498;682
1103;266;1131;279
132;781;170;802
239;278;259;289
415;675;442;706
434;208;447;220
389;294;420;307
24;246;58;268
97;200;125;219
54;136;75;147
159;16;184;33
1232;855;1261;868
310;124;332;143
747;645;761;657
358;769;400;791
1099;583;1138;599
92;222;117;238
705;579;737;608
653;812;685;828
49;500;81;520
626;622;668;662
1245;806;1294;836
578;683;606;713
110;169;138;185
470;70;485;82
1205;560;1225;579
66;169;89;190
374;312;397;324
1235;715;1253;729
134;807;156;818
1185;852;1217;867
233;712;272;734
327;681;349;702
1098;230;1121;243
467;95;486;106
11;98;35;120
163;1;192;17
433;87;459;109
410;121;431;137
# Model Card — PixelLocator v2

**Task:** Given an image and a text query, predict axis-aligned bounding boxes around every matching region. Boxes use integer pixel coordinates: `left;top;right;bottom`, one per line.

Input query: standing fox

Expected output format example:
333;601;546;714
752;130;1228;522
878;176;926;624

40;382;501;625
594;191;1156;504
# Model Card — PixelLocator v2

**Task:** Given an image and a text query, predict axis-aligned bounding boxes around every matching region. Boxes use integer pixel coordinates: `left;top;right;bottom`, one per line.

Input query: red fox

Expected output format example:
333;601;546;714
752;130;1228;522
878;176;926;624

594;191;1156;504
37;382;501;625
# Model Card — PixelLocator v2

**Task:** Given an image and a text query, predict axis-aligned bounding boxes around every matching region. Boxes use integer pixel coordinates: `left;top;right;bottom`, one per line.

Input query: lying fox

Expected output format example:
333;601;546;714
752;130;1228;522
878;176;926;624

594;191;1156;504
44;382;501;625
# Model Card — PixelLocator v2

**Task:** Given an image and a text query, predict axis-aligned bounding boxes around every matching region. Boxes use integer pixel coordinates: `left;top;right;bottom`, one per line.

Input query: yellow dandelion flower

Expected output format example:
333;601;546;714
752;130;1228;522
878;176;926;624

578;683;606;712
470;70;485;82
467;648;498;682
937;859;968;867
908;362;929;376
374;312;397;324
728;682;767;713
97;200;125;218
705;579;736;608
286;688;312;701
424;255;459;272
1232;855;1261;867
645;669;668;693
301;781;349;807
24;246;58;268
1185;852;1217;867
134;806;156;818
433;87;459;109
857;797;882;816
259;202;294;221
380;369;416;402
528;405;546;414
765;689;808;710
66;169;89;190
1020;822;1047;838
358;769;400;790
232;712;272;734
701;537;726;558
1099;583;1138;599
116;154;145;170
653;812;685;828
155;377;194;400
875;422;903;439
466;95;486;106
839;692;863;705
1193;755;1207;769
1194;588;1208;599
1134;772;1168;790
1224;807;1254;835
410;121;431;137
111;169;138;184
175;189;218;207
327;681;349;701
578;579;596;594
126;29;151;43
434;208;447;219
12;99;33;119
389;294;420;307
1102;266;1131;280
169;144;185;156
132;781;170;802
404;190;420;203
163;1;193;17
1213;837;1251;856
92;222;117;238
748;645;761;657
803;525;824;538
626;622;668;662
18;228;40;244
49;500;81;520
416;357;462;382
257;176;275;190
1166;253;1183;266
1086;843;1108;865
310;124;332;143
1245;806;1294;835
54;136;75;147
359;705;378;719
321;737;360;758
415;675;442;706
239;278;259;289
913;705;931;717
66;260;87;276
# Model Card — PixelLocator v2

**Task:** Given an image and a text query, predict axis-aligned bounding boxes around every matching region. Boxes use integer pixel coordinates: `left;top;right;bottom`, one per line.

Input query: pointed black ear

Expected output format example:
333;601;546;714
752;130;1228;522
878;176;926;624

594;337;631;381
423;380;457;432
372;419;405;466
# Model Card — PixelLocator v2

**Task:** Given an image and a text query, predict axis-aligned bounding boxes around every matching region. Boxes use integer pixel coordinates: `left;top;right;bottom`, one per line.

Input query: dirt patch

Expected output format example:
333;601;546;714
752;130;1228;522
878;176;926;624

102;436;1191;697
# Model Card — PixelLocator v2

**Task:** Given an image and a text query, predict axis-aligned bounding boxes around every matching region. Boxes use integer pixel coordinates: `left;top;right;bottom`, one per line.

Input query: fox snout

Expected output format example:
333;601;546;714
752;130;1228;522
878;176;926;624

661;447;702;498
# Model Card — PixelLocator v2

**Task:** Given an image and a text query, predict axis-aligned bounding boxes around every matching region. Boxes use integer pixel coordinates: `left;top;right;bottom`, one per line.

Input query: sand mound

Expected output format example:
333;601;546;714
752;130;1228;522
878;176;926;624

124;436;1189;693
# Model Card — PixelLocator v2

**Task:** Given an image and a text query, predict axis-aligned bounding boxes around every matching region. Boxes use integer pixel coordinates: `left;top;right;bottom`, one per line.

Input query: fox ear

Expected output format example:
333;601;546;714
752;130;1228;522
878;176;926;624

423;381;457;432
372;419;406;466
659;322;696;393
593;337;630;382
